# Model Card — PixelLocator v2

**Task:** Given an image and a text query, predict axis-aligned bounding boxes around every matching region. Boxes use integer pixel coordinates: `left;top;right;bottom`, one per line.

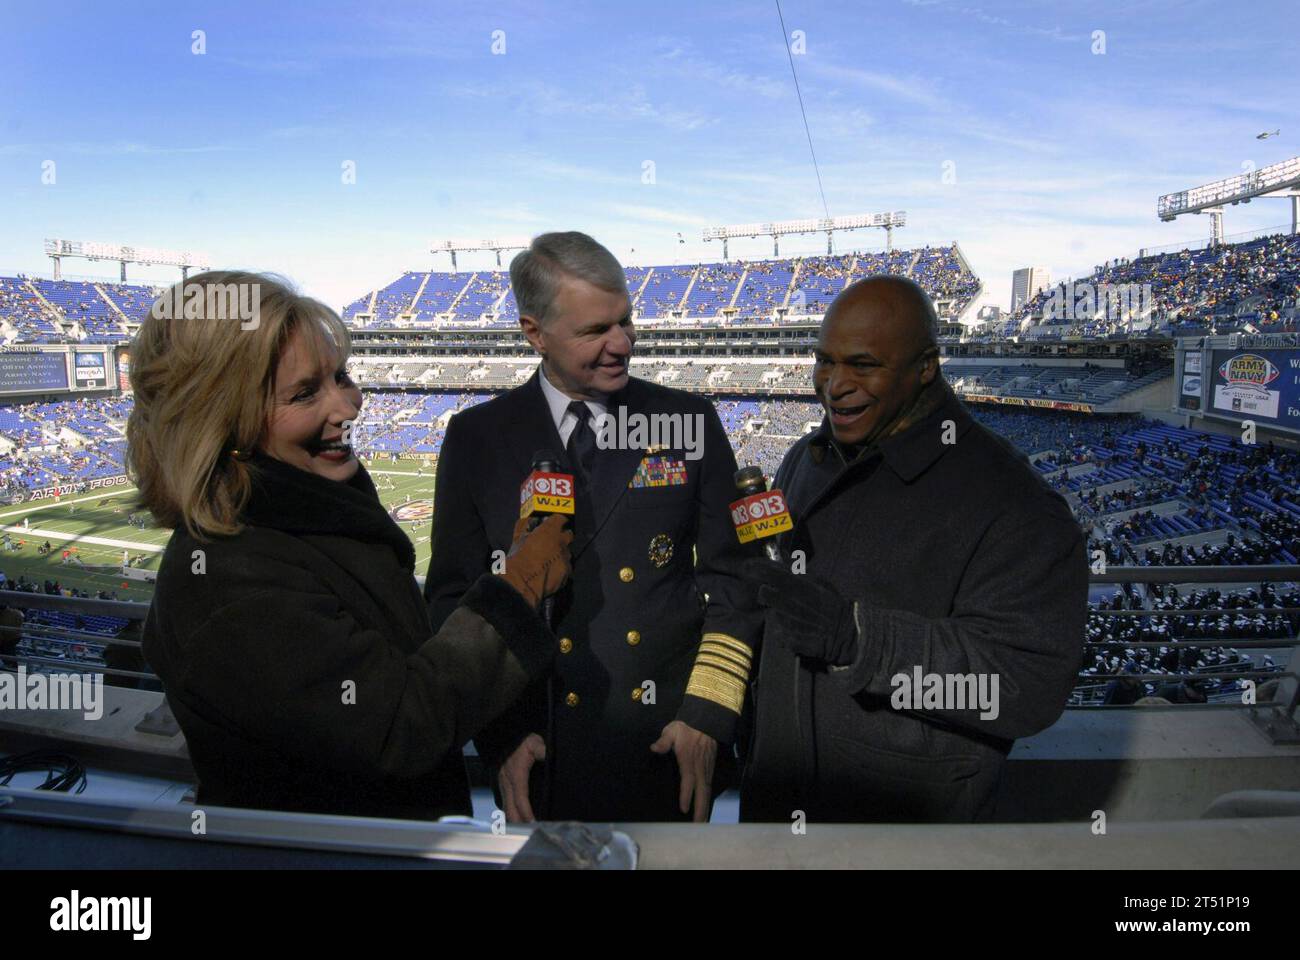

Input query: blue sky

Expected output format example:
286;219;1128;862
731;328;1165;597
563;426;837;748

1;0;1295;314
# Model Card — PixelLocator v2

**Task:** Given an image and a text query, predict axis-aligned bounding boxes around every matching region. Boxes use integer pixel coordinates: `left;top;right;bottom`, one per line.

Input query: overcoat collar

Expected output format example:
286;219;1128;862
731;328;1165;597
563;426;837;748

808;379;973;483
243;450;416;570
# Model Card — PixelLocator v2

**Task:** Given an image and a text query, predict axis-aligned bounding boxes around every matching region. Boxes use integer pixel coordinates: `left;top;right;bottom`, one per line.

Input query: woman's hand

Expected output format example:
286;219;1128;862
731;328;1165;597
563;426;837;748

500;514;573;609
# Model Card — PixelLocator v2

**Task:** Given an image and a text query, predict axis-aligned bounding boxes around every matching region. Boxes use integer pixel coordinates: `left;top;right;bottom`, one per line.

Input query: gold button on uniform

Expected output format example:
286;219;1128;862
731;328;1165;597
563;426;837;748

565;692;579;708
619;567;635;583
631;687;642;701
626;630;641;646
559;637;573;654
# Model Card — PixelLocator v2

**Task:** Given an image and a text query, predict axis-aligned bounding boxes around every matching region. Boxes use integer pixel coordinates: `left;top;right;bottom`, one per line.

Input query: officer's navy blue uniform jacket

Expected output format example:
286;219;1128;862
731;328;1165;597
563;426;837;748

425;371;761;821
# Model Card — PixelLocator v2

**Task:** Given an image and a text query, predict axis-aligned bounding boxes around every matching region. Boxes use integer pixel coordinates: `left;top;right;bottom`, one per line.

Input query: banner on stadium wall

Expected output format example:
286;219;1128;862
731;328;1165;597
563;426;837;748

368;451;438;464
1207;349;1300;432
117;351;131;392
73;350;108;388
1179;350;1204;410
0;351;69;393
955;391;1094;414
25;474;130;502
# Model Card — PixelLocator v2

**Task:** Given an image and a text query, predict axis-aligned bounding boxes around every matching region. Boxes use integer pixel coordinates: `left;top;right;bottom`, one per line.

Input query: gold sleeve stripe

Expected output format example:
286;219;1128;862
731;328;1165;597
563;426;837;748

686;633;754;714
699;649;751;675
695;651;751;679
686;665;746;715
700;637;752;661
702;632;753;659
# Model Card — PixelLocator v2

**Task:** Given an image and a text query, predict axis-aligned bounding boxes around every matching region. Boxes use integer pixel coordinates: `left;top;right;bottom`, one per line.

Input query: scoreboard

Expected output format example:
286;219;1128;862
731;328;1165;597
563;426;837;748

1178;336;1300;437
0;347;115;397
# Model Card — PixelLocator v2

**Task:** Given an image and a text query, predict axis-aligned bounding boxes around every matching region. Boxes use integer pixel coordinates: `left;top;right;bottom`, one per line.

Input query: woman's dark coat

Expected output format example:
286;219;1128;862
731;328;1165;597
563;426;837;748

143;452;552;820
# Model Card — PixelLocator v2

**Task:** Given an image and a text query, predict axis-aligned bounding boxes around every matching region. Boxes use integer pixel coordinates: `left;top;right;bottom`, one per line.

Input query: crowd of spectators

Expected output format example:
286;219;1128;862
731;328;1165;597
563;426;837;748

1080;581;1296;705
0;397;129;499
999;232;1300;340
737;260;796;314
1076;477;1179;518
0;386;1293;709
0;277;62;342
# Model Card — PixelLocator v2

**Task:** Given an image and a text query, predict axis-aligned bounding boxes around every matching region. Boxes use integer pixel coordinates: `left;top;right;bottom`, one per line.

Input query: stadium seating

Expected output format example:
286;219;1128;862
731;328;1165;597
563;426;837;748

32;280;126;342
1003;232;1300;339
100;282;159;325
2;388;1292;706
0;278;64;343
0;397;128;496
335;245;982;331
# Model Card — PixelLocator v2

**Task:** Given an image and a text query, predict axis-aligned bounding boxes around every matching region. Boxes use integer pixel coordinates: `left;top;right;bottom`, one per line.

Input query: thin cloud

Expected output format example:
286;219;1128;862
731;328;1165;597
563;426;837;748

901;0;1085;43
0;141;242;156
801;61;949;112
608;204;711;227
444;79;714;132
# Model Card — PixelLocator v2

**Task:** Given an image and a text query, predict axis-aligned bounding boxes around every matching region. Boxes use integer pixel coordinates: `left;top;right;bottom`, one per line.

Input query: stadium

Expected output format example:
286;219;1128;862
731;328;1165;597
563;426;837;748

1;2;1297;888
4;220;1298;816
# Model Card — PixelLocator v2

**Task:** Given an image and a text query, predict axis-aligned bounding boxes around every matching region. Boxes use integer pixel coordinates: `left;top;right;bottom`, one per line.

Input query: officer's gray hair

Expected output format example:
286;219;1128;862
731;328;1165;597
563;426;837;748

510;231;629;326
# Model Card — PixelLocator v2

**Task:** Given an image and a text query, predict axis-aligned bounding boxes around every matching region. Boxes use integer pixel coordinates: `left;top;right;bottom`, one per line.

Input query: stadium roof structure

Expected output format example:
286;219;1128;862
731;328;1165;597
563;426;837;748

1158;155;1300;243
43;239;209;283
703;212;906;258
432;237;529;271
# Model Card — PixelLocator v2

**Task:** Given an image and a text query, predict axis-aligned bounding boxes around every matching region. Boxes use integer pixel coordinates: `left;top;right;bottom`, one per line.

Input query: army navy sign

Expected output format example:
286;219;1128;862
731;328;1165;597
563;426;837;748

1209;349;1300;432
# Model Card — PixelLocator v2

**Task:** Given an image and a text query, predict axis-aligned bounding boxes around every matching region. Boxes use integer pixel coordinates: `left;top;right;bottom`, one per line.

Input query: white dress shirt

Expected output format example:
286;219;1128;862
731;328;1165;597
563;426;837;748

538;363;608;448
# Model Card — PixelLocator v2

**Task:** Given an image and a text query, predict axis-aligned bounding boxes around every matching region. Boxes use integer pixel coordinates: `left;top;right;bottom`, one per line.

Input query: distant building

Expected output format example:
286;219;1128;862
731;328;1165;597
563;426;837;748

977;304;1003;322
1011;267;1051;312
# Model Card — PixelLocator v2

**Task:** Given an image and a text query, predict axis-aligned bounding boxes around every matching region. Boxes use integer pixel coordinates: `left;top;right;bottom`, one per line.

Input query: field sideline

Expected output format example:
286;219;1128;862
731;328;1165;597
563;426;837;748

0;458;437;602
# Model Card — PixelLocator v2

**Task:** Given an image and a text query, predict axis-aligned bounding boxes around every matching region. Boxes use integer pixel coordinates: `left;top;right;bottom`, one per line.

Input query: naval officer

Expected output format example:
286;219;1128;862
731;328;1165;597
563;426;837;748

425;231;761;822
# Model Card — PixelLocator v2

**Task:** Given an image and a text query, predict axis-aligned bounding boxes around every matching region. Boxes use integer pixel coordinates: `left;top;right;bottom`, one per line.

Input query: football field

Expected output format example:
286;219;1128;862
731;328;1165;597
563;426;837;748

0;459;438;602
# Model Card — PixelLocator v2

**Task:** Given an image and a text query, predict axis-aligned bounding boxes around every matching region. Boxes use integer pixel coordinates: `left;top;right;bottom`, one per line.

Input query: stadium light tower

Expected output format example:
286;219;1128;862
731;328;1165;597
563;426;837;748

44;239;210;282
433;238;529;272
702;212;906;260
1157;155;1300;244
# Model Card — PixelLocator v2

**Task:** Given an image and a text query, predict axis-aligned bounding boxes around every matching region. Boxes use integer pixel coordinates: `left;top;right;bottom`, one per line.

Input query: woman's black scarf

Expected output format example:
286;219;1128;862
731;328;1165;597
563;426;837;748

241;451;416;571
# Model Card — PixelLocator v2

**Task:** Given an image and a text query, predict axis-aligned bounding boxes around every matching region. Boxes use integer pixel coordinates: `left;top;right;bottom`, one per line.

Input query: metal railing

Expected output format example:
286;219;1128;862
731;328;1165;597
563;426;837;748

0;588;151;686
3;566;1298;740
1081;564;1299;743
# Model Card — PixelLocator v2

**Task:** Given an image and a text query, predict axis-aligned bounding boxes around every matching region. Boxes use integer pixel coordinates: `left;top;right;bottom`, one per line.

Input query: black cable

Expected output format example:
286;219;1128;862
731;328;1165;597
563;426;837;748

0;749;87;794
775;0;831;222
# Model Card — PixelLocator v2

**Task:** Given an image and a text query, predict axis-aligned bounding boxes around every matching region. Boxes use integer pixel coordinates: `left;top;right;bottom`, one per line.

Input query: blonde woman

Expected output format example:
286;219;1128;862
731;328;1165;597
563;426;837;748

129;271;571;820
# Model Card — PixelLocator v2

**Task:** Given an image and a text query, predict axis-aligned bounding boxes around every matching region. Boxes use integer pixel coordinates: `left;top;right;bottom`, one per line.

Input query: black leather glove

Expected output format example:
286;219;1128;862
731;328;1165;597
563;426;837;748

745;558;858;666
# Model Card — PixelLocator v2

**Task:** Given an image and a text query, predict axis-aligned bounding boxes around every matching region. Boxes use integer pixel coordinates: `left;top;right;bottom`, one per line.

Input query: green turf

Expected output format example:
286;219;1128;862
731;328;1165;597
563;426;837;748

0;457;438;602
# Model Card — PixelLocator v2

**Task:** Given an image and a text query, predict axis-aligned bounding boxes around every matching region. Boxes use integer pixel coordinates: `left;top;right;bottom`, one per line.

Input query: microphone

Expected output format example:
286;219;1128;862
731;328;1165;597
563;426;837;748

519;450;575;532
731;466;792;562
518;451;572;823
518;451;575;627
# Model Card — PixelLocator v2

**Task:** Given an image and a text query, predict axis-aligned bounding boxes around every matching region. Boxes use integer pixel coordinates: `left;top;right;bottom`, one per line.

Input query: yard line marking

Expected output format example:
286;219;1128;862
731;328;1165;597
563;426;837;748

0;524;162;553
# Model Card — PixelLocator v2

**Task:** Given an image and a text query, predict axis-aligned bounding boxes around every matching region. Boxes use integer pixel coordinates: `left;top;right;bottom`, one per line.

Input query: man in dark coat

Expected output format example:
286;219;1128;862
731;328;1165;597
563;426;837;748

426;232;761;822
741;276;1087;823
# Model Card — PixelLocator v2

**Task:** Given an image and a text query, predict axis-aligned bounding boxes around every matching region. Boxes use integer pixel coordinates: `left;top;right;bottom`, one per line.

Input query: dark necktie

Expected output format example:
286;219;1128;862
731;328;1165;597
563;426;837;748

565;400;596;482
